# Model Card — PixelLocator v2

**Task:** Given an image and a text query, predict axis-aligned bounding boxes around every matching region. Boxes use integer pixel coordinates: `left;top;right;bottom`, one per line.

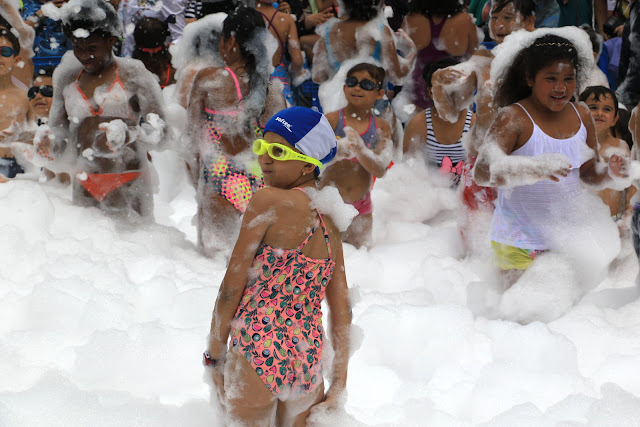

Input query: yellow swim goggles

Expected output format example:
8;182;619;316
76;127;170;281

252;139;323;169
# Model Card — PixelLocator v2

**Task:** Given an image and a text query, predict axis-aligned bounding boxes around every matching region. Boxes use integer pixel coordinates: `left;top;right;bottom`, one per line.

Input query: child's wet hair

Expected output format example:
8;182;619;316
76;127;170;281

222;6;265;76
0;29;20;54
133;17;172;78
422;57;459;87
494;34;580;108
491;0;536;18
407;0;463;17
342;0;382;21
222;7;270;127
579;24;602;57
579;85;619;116
346;63;385;88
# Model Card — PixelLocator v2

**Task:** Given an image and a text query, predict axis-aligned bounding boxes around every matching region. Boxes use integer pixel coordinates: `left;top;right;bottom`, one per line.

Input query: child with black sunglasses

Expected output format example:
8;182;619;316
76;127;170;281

320;63;392;248
0;29;36;181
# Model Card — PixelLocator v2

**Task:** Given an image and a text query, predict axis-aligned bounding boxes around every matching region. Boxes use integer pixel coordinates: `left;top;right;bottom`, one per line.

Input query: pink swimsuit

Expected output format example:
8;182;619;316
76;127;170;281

231;188;335;395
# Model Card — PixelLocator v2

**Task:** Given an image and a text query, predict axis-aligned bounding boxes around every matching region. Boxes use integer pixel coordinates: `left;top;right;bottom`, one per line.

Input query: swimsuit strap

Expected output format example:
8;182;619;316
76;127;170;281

260;10;287;62
292;187;333;259
75;62;125;117
463;109;472;132
160;63;171;88
324;24;341;71
225;67;243;101
514;102;535;125
372;22;384;62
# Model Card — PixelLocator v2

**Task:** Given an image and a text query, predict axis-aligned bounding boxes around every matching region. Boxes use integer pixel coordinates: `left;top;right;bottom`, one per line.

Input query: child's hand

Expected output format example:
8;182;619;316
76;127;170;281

608;154;628;178
0;121;21;145
98;119;128;153
432;68;467;86
34;127;54;161
337;127;363;158
395;29;416;55
537;153;571;182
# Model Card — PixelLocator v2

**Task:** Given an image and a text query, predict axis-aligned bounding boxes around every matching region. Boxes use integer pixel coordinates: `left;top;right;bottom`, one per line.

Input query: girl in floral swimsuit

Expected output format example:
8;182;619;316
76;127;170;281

186;7;285;258
205;107;352;426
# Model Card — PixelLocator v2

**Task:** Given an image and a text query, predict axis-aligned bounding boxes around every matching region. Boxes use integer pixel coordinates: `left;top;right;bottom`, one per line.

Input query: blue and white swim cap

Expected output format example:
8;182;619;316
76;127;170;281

263;107;337;173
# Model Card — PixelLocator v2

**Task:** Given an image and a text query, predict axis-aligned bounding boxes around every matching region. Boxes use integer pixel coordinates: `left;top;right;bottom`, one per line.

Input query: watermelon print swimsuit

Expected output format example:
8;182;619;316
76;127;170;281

231;188;335;395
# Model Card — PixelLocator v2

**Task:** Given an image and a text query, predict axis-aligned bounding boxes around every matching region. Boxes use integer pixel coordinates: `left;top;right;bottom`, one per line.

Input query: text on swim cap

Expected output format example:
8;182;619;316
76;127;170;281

275;117;293;132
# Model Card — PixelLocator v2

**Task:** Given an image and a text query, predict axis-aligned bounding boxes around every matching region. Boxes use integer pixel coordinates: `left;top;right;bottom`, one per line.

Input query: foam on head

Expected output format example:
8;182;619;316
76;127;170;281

60;0;122;39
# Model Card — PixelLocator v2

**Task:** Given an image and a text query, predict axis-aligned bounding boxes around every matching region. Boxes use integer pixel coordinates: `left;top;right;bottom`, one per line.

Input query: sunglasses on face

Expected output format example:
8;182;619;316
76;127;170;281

0;46;15;57
252;139;323;169
28;85;53;99
345;76;379;91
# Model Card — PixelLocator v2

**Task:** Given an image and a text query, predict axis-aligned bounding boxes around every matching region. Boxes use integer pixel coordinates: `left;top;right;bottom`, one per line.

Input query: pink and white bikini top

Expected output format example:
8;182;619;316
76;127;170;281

490;102;587;250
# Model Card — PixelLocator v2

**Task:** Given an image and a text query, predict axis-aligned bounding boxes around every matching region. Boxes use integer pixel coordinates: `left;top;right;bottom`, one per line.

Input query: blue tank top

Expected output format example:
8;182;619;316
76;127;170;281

334;109;378;151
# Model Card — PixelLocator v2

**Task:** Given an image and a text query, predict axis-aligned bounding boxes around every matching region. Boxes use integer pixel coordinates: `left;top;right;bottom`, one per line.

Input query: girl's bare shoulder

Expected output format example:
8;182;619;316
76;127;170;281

324;110;340;129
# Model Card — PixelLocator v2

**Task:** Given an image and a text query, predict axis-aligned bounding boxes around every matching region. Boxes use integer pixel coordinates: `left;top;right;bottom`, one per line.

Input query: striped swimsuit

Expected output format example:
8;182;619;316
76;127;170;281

424;108;471;186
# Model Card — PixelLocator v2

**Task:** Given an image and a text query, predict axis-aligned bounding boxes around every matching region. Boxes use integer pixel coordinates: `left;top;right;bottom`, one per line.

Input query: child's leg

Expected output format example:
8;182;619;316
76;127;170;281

344;213;373;249
197;187;242;258
222;350;278;425
276;382;325;426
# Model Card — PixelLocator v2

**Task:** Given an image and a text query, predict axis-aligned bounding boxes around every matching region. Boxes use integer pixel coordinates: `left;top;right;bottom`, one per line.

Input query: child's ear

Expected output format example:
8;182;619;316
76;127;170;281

524;15;536;32
12;55;21;67
613;113;619;127
376;88;385;100
526;73;533;88
302;162;316;175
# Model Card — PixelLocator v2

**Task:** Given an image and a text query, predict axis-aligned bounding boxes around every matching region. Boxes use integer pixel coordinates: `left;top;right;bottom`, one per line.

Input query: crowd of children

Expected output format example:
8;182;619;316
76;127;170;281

4;0;640;423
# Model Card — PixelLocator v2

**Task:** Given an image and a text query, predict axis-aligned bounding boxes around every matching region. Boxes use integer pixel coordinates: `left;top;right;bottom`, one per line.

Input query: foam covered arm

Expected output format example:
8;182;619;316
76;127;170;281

207;189;273;359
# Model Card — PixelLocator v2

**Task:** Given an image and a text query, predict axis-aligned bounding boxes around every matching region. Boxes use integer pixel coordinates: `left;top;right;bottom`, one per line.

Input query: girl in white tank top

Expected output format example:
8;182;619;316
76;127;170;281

473;33;627;274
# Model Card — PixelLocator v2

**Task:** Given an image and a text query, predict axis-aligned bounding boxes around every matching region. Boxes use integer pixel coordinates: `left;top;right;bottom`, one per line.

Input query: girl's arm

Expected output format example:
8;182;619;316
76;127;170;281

431;54;487;123
380;26;417;83
185;71;208;184
474;106;571;187
287;15;304;75
318;219;351;407
207;189;275;359
402;110;426;158
344;118;392;177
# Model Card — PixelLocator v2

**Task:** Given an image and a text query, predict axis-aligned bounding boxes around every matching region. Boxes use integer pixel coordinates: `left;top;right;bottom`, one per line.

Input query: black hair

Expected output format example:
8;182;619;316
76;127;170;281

34;66;55;78
132;17;173;83
579;85;620;137
422;56;459;87
579;24;601;57
579;86;619;115
494;34;581;108
407;0;463;17
0;29;20;54
342;0;382;21
221;7;269;127
491;0;536;19
347;63;386;88
62;0;122;40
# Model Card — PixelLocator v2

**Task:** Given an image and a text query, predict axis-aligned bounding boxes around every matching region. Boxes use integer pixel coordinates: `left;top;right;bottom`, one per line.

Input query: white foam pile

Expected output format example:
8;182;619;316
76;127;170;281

2;151;640;425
